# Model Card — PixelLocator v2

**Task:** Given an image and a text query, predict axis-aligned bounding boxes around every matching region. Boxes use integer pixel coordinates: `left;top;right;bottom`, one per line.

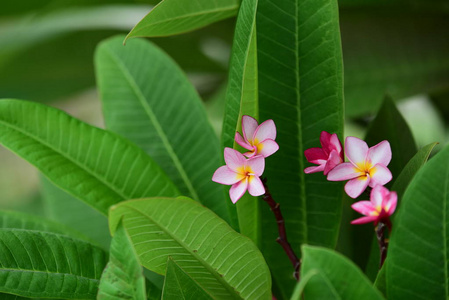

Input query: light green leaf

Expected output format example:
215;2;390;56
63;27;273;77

301;246;385;299
0;229;107;299
162;258;214;300
95;36;233;226
109;197;272;300
221;0;259;246
387;143;449;299
40;176;111;250
126;0;240;39
0;99;179;215
289;269;319;300
97;222;146;300
256;0;344;296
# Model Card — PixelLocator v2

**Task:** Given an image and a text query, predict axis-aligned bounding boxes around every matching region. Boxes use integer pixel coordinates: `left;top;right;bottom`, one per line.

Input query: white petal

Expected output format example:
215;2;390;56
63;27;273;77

212;166;244;185
248;176;265;196
224;147;246;172
229;178;248;203
242;115;259;142
345;136;369;167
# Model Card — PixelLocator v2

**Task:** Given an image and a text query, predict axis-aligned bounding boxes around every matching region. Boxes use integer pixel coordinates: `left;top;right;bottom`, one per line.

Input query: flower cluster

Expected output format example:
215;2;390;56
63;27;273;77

304;132;397;225
213;116;279;203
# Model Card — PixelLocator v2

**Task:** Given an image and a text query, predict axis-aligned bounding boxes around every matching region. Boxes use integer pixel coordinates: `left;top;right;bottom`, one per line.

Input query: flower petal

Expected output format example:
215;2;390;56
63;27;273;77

247;155;265;176
254;119;276;142
367;140;392;167
248;176;265;196
369;164;392;187
329;133;343;156
304;165;326;174
351;201;376;216
323;150;343;175
258;139;279;157
212;166;244;185
304;147;327;164
235;133;253;150
345;176;370;198
370;185;388;208
224;147;246;172
385;191;398;215
319;131;333;156
351;216;378;225
345;136;369;167
327;162;364;181
229;178;248;203
242;115;259;142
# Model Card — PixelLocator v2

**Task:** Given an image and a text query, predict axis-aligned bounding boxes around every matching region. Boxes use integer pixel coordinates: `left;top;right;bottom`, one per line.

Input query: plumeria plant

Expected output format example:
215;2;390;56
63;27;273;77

0;0;448;300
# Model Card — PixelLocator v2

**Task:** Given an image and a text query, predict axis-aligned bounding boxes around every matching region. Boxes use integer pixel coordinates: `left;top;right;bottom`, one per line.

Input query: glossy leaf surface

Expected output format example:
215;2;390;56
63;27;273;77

0;99;179;215
301;246;384;300
387;144;449;299
109;197;272;300
126;0;240;38
98;222;146;300
256;0;344;296
96;36;232;225
0;229;107;299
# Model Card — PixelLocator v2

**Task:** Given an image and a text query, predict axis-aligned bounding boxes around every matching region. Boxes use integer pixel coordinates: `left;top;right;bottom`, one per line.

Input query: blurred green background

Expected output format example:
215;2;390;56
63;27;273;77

1;0;448;219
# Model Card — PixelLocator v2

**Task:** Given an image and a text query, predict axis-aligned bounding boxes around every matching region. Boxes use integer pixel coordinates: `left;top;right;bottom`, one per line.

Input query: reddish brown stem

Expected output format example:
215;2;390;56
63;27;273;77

262;179;301;281
375;221;390;269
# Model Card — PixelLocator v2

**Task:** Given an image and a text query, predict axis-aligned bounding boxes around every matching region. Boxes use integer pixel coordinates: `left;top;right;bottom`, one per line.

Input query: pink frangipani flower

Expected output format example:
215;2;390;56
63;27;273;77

212;147;265;203
235;115;279;158
351;185;397;225
327;137;392;198
304;131;344;175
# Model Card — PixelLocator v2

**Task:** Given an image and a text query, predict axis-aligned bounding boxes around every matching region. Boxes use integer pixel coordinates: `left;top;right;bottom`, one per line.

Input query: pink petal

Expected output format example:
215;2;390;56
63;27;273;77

229;178;248;203
235;133;253;150
385;191;398;215
242;115;258;142
243;149;257;158
329;133;343;156
304;165;326;174
367;140;392;167
345;176;370;198
351;216;378;225
224;148;246;172
345;136;369;167
327;162;364;181
370;185;384;208
369;164;392;187
254;119;276;142
258;139;279;157
319;131;333;156
247;155;265;176
304;147;327;163
323;150;343;175
351;201;376;216
248;176;265;196
212;166;244;185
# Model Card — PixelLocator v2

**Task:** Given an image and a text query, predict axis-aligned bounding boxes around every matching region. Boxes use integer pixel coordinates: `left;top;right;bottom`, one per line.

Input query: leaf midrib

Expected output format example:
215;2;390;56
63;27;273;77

0;268;100;285
102;46;200;202
124;203;243;299
0;117;127;211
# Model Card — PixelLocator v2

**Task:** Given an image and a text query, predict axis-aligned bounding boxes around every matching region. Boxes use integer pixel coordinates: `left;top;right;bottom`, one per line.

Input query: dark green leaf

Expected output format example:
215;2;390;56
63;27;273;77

162;258;214;300
256;0;344;296
0;229;108;299
109;197;272;299
301;246;385;299
387;143;449;299
126;0;240;39
98;222;146;300
0;99;179;215
95;36;233;226
221;0;259;245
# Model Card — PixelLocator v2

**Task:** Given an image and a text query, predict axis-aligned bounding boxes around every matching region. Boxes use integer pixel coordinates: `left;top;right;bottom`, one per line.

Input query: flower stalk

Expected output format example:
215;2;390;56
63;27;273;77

262;178;300;281
375;220;391;269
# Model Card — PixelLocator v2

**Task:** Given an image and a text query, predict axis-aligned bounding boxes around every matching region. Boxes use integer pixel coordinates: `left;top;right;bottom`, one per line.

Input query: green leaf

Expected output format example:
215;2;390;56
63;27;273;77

256;0;344;296
387;143;449;299
365;96;417;182
0;209;92;243
162;258;214;300
364;142;437;280
301;246;385;299
125;0;240;39
97;222;146;300
0;229;107;299
0;99;179;215
341;10;449;117
109;197;272;300
40;176;111;250
95;36;232;226
221;0;260;246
